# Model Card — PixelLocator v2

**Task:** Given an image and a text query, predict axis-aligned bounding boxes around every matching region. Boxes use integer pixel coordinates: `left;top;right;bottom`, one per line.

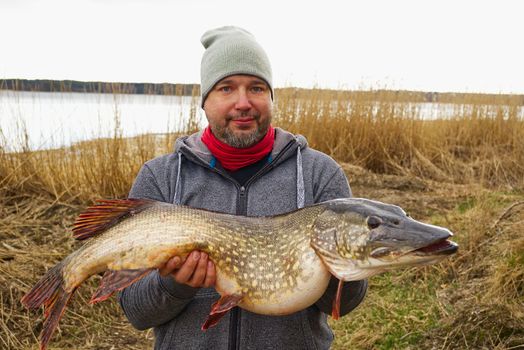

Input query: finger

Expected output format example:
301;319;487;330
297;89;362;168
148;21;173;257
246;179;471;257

159;256;181;276
173;251;200;284
188;252;208;287
203;260;216;288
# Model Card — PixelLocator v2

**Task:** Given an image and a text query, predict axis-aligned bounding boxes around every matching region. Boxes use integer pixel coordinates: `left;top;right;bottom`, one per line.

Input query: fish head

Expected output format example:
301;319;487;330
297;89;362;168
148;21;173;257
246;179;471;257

311;198;458;280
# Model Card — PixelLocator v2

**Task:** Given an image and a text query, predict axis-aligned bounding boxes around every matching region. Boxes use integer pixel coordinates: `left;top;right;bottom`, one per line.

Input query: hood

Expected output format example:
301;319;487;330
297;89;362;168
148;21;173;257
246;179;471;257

174;127;308;169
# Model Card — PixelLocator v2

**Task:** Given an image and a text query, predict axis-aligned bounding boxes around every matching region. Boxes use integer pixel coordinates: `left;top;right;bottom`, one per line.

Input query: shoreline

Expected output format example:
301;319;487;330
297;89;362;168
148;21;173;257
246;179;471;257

1;78;523;104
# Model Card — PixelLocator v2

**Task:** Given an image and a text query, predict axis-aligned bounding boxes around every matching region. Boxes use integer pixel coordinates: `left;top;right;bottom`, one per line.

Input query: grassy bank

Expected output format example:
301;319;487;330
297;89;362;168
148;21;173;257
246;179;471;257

331;165;524;349
1;89;523;349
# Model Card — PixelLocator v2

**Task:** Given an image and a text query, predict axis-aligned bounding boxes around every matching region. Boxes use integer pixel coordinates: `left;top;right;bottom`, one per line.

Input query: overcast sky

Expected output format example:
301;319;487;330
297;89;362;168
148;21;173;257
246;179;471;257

1;0;523;93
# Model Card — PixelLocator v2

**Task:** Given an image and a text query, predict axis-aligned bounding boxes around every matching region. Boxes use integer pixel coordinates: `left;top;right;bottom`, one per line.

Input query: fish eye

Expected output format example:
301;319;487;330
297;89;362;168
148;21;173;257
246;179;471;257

367;216;382;229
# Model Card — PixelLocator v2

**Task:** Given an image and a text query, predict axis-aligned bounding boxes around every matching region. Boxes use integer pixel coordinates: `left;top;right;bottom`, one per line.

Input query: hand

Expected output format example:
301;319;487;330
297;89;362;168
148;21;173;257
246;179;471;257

159;250;216;288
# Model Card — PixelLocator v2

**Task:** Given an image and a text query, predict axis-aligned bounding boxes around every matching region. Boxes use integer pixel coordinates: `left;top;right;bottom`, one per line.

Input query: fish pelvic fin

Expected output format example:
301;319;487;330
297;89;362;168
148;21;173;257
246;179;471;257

21;261;76;350
73;198;155;240
90;268;153;304
202;294;243;330
331;279;344;320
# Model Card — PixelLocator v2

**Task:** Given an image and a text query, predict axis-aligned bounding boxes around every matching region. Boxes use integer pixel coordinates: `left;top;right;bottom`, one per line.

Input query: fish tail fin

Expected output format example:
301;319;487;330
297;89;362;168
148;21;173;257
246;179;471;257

39;286;77;350
21;262;65;310
21;262;76;350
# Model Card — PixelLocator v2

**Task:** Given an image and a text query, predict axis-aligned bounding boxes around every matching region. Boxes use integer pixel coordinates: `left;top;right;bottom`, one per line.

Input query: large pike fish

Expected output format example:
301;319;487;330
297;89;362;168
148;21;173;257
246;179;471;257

22;198;458;349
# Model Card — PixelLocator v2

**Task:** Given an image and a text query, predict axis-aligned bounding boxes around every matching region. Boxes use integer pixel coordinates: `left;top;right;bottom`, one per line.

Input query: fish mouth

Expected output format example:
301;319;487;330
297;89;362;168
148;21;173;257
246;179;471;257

413;239;458;256
370;239;458;260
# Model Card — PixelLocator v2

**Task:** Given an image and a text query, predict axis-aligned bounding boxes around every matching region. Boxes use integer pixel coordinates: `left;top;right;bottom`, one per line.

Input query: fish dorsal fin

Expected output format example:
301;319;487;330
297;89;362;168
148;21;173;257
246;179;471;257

73;199;155;240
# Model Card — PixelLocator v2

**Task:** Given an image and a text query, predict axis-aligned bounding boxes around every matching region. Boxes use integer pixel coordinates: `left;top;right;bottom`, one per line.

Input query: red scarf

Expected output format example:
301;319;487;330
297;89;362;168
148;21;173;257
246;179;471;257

201;126;275;171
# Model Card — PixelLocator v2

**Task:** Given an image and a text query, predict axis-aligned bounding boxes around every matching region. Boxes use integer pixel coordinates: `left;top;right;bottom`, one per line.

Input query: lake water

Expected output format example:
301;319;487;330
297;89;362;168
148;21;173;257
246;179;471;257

1;90;522;151
0;90;205;151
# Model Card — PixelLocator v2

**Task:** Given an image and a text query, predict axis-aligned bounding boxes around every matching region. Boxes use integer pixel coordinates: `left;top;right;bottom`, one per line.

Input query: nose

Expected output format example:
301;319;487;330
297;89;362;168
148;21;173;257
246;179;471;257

234;89;252;110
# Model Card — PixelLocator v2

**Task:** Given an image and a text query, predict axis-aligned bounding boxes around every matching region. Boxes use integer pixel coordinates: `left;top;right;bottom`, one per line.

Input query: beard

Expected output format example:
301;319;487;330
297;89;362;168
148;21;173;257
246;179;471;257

211;114;271;148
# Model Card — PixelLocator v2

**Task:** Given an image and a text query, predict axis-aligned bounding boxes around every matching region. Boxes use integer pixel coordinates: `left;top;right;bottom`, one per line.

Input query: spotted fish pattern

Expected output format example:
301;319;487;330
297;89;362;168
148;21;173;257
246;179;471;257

21;197;458;350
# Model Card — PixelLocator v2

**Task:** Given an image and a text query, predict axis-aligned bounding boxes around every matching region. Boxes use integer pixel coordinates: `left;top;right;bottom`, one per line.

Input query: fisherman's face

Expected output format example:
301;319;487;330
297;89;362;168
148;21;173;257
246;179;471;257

203;75;272;148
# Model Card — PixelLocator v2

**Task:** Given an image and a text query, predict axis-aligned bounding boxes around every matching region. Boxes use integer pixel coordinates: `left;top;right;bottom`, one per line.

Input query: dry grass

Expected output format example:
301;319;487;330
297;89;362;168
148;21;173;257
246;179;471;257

1;87;523;201
1;87;523;349
274;88;524;188
0;191;153;349
330;165;524;349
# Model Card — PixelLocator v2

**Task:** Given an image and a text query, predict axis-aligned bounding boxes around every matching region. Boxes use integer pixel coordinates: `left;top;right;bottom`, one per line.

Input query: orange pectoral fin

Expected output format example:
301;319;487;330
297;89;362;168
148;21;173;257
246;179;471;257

90;268;153;304
201;294;243;330
331;279;344;320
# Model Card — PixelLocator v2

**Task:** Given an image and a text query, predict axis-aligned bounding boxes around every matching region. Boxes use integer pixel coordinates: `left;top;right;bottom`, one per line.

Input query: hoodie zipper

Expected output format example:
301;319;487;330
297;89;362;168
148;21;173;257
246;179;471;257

228;140;297;350
181;139;298;350
229;185;246;350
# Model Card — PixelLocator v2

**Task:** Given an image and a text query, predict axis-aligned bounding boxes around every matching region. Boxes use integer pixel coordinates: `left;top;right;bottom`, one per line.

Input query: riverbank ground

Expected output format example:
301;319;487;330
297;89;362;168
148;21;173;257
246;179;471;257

1;164;522;349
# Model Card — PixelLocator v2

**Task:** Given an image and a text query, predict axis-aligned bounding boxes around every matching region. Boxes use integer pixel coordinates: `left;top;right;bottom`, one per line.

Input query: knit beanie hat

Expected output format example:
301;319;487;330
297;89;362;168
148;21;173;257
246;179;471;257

200;26;273;107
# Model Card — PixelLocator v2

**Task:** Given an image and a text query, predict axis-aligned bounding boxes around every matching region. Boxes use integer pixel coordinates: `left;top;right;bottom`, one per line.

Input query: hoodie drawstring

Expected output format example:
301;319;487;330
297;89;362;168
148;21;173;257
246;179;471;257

173;145;305;209
296;147;305;209
173;152;182;205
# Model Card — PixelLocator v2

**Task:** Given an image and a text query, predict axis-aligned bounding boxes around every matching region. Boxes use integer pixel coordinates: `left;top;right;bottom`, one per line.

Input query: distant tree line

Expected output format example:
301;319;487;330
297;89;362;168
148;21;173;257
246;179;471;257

0;79;199;96
1;79;522;105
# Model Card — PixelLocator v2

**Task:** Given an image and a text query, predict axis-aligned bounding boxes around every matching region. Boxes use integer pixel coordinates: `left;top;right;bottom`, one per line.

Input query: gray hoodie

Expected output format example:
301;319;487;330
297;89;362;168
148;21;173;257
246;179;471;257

119;128;368;350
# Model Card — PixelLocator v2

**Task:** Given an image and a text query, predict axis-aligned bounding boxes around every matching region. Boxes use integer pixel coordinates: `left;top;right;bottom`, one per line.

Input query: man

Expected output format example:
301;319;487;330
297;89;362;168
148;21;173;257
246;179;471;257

119;26;367;350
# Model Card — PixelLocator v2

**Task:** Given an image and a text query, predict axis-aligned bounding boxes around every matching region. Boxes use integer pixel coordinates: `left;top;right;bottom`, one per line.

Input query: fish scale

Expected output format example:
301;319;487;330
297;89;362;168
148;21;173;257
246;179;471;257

65;202;329;310
21;197;458;350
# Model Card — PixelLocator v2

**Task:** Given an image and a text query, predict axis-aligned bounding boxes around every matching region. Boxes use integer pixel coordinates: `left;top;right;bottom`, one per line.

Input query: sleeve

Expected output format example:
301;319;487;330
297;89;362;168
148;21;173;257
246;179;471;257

118;163;198;330
313;165;368;317
127;163;167;202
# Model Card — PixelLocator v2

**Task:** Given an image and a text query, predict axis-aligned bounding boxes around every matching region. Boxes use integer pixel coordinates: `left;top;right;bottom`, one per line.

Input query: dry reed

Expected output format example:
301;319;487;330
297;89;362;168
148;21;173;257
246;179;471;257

1;86;523;349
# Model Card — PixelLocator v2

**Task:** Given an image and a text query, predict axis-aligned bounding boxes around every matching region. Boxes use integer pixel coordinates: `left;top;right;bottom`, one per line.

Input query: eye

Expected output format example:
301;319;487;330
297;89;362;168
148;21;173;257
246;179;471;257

251;86;265;93
215;84;232;93
367;216;382;229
